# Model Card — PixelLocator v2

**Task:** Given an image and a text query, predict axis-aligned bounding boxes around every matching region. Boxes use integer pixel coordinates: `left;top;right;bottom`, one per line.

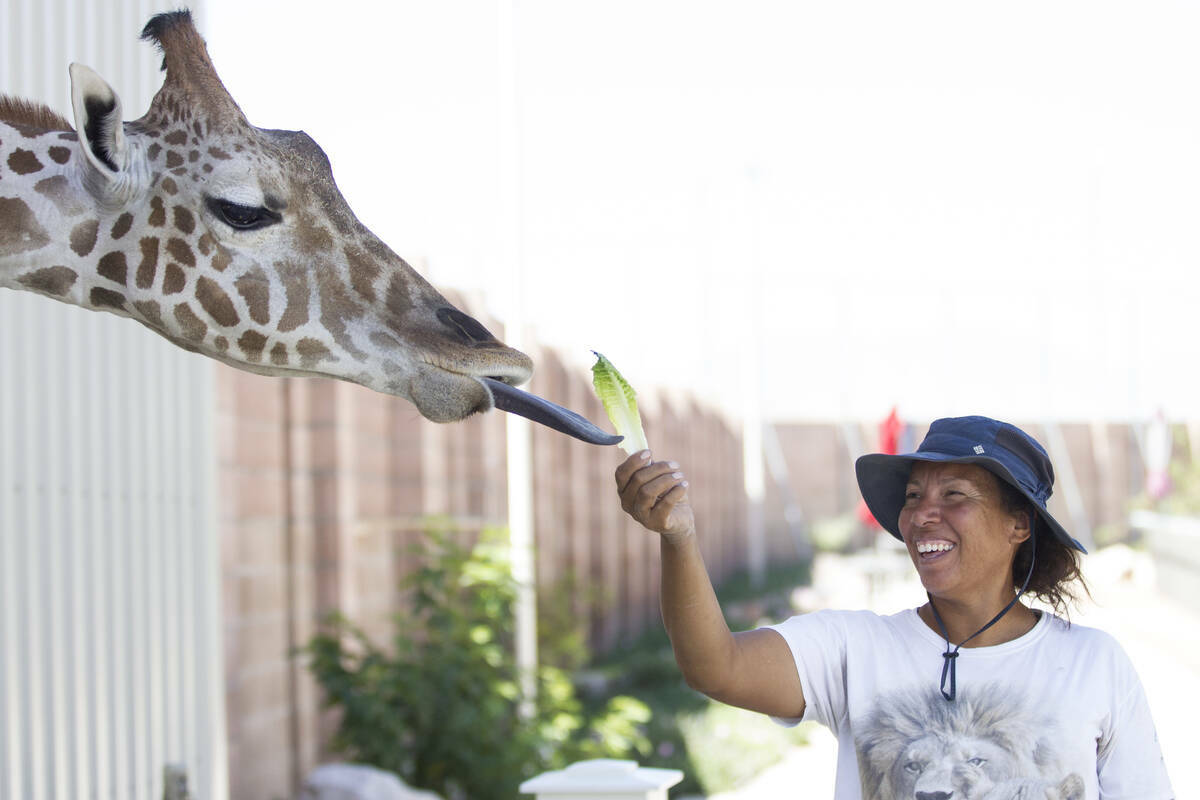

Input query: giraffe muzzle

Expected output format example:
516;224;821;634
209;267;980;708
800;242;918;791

481;378;623;446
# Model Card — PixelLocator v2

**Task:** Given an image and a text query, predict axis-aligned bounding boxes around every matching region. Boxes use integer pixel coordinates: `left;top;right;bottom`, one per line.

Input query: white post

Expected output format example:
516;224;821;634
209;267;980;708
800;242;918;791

498;0;538;712
1043;422;1095;551
520;759;684;800
741;168;767;589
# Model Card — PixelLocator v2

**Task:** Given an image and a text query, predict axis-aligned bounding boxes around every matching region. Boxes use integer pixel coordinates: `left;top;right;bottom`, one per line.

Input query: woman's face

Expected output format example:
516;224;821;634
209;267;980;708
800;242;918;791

897;462;1029;604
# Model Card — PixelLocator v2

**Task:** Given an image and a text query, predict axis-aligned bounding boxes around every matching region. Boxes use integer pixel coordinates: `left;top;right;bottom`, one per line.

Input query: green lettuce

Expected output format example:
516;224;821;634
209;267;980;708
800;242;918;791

590;351;649;456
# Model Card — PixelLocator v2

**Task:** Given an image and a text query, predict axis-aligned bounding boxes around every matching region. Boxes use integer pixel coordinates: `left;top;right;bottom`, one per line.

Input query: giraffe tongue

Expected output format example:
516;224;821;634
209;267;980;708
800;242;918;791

481;377;623;446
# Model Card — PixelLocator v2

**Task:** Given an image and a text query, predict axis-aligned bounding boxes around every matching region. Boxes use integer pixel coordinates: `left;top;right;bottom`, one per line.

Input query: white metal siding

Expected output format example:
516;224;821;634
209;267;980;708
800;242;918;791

0;2;227;799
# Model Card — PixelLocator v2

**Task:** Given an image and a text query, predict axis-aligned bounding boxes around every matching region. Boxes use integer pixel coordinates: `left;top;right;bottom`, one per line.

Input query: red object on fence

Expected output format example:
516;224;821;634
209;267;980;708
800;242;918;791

857;407;903;529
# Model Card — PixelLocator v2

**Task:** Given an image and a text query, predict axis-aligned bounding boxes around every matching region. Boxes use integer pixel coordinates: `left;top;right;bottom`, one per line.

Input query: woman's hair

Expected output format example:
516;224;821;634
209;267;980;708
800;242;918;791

994;476;1091;616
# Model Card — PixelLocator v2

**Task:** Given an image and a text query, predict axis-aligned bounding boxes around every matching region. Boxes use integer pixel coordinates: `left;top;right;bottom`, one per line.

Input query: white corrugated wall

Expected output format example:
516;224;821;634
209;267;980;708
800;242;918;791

0;2;227;799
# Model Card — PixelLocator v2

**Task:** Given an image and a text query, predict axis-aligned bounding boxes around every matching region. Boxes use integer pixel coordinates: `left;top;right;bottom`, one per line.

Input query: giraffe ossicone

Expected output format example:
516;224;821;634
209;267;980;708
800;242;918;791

0;9;619;446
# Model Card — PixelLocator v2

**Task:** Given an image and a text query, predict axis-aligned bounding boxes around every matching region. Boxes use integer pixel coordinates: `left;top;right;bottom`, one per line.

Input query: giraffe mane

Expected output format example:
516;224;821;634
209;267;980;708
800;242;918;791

0;96;74;132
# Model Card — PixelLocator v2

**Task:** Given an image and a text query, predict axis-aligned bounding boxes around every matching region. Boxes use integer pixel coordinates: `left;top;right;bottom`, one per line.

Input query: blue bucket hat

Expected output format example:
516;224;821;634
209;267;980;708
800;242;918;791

855;415;1086;554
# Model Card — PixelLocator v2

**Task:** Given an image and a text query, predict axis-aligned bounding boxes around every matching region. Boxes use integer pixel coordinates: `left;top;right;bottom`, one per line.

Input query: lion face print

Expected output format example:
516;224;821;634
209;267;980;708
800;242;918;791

855;683;1085;800
891;733;1018;797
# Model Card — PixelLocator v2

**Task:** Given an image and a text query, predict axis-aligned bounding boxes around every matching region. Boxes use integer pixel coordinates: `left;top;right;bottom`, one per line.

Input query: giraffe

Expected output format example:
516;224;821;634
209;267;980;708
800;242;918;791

0;10;617;445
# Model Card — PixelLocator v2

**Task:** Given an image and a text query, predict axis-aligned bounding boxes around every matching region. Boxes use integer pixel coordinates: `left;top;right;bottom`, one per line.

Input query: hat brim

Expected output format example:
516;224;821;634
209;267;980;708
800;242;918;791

855;452;1087;553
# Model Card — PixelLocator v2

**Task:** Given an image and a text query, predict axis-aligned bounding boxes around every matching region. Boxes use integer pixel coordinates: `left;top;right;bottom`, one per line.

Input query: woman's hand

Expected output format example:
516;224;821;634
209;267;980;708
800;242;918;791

615;451;695;541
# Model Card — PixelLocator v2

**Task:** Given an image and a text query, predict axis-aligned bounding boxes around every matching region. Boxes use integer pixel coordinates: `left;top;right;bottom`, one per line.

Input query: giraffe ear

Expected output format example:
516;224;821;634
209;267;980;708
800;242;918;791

69;63;128;177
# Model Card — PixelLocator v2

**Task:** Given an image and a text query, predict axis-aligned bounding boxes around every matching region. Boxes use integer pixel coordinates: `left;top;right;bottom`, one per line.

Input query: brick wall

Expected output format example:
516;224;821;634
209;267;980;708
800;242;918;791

764;418;1155;551
217;321;1163;800
215;301;755;800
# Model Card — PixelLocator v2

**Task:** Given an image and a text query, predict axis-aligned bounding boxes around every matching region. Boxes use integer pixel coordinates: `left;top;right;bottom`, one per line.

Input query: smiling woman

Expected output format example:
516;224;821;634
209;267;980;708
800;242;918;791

615;415;1175;799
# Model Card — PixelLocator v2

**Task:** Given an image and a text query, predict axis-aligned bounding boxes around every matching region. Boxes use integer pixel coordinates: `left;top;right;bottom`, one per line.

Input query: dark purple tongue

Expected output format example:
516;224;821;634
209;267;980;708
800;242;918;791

482;377;622;446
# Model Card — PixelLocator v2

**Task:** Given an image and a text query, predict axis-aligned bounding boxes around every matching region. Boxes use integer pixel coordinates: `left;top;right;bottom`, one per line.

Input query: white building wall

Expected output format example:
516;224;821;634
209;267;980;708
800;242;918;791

0;2;227;799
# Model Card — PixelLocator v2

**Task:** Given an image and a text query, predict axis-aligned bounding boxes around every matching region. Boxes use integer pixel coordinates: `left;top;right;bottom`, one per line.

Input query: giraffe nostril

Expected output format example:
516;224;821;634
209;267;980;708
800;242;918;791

436;307;498;345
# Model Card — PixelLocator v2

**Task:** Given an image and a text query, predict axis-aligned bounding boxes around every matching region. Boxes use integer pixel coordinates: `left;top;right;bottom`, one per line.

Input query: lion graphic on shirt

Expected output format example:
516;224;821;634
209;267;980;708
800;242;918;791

855;683;1085;800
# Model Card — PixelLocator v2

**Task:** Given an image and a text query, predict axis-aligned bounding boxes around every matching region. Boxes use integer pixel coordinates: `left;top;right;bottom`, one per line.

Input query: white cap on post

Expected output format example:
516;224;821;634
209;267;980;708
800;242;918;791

519;759;684;800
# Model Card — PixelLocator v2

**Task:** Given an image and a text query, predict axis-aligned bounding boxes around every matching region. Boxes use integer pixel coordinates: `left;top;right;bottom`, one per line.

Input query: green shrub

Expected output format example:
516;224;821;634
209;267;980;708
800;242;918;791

581;559;812;796
302;527;650;800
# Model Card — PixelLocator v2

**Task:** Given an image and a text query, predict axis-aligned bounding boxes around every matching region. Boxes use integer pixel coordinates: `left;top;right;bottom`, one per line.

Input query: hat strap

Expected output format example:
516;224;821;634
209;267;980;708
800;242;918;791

929;529;1037;701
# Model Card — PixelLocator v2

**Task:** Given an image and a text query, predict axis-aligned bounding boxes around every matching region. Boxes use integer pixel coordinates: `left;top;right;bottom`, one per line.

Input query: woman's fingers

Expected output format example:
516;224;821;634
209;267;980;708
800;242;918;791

618;458;682;511
614;453;693;536
630;470;686;517
614;450;652;493
648;483;690;530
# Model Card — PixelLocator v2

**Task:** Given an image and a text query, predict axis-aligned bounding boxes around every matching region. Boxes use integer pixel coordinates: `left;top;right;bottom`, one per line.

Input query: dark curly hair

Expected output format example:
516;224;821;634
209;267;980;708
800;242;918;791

995;477;1091;617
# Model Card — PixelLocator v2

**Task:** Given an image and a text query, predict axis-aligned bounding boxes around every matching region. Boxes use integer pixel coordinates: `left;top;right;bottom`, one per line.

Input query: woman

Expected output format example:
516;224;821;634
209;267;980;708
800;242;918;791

615;415;1173;799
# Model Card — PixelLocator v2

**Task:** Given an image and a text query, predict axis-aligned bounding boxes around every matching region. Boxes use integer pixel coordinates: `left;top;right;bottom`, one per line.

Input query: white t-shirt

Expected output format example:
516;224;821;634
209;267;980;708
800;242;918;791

767;608;1174;799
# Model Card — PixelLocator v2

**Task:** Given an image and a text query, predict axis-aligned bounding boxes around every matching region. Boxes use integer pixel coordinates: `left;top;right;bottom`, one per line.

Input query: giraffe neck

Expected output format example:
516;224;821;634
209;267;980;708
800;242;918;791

0;119;140;316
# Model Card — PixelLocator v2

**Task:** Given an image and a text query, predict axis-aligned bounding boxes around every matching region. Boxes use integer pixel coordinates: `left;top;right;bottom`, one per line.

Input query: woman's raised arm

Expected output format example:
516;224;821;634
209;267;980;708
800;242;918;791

615;452;806;719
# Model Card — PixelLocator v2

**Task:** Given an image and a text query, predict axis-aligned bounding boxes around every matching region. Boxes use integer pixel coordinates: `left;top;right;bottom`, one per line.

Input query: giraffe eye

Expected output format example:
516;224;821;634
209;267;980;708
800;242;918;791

205;197;281;230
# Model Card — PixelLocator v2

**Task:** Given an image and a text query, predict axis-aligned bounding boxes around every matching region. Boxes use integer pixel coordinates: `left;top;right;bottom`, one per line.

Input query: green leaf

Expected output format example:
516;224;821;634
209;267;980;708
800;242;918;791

590;351;649;456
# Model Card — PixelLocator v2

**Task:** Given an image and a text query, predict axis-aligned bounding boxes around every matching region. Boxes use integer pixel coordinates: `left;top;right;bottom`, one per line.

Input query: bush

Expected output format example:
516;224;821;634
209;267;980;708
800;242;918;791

581;559;812;796
303;526;650;800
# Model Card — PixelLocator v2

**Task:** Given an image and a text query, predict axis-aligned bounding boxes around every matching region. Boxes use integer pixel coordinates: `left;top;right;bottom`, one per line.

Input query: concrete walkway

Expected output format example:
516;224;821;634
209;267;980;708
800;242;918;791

705;545;1198;799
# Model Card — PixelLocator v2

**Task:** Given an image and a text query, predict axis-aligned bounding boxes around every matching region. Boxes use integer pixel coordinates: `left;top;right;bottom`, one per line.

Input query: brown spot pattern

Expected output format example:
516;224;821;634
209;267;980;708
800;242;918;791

34;176;83;217
0;197;51;253
89;287;126;309
166;238;196;267
195;277;240;327
234;269;271;325
17;266;78;296
47;146;71;164
147;143;162;160
149;196;167;226
69;219;100;256
214;336;229;354
174;303;207;342
297;213;333;253
278;266;309;332
133;300;164;328
296;338;335;368
317;267;367;361
7;149;43;174
345;244;381;303
370;331;402;350
237;330;267;362
164;130;188;145
111;212;134;240
97;252;128;286
197;232;214;256
173;206;195;234
270;342;289;366
208;147;231;160
385;274;414;329
163;264;187;295
160;177;178;195
165;151;184;168
136;238;160;289
211;245;232;272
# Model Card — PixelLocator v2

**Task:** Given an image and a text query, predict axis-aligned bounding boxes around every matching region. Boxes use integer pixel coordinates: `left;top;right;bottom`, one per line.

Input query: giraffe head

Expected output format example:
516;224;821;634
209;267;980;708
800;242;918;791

52;10;612;441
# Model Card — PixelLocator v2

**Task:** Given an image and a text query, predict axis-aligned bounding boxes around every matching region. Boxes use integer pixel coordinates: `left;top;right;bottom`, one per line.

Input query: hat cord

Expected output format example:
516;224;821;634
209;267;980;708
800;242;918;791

928;529;1037;701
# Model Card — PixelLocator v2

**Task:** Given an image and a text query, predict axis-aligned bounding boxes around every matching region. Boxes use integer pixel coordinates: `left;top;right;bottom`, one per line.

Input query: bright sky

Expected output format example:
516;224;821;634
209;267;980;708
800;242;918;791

201;1;1200;423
